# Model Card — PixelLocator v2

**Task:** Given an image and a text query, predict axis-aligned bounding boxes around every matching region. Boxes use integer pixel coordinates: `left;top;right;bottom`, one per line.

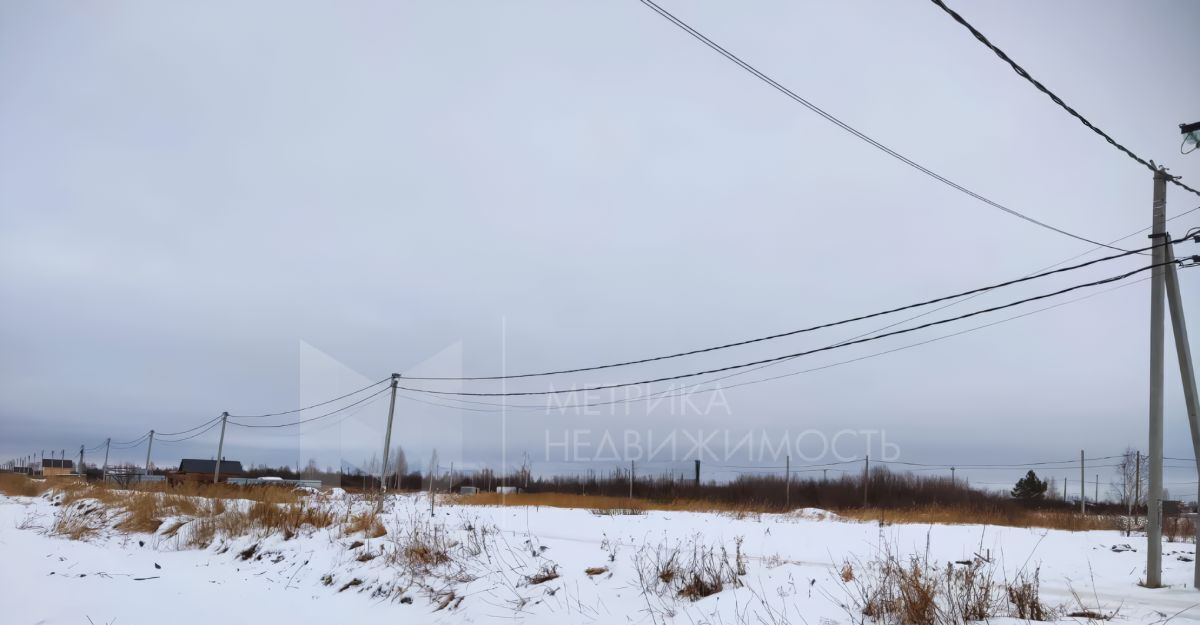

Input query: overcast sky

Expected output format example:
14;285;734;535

2;1;1198;493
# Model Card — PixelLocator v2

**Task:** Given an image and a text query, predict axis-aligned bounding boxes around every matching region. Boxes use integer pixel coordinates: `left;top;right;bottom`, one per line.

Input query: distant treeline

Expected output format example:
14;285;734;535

84;462;1136;514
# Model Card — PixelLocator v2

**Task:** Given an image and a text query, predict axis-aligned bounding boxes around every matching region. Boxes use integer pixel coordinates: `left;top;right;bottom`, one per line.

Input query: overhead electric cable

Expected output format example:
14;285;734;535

228;377;390;418
112;432;150;447
926;0;1200;199
634;0;1127;247
393;269;1162;413
399;256;1185;398
157;418;224;443
157;413;225;438
404;238;1170;382
227;387;392;428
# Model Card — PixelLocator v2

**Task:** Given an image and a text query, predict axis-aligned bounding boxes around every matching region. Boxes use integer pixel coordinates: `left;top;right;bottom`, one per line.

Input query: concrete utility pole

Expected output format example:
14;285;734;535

379;374;400;492
1095;474;1099;506
950;466;956;486
144;430;155;477
101;438;111;482
1080;450;1086;514
1147;167;1169;588
213;412;228;484
1162;235;1200;588
78;445;84;477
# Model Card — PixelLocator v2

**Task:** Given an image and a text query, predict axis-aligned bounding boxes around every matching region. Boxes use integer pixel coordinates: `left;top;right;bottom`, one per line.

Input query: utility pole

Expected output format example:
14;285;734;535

694;459;701;488
1064;477;1068;501
1135;450;1142;525
950;466;956;486
1080;450;1086;514
428;450;438;516
629;460;635;504
213;412;228;484
379;374;400;492
863;455;870;507
78;445;84;477
1162;233;1200;588
1095;474;1099;506
379;371;403;489
101;438;111;482
1147;167;1169;588
823;468;828;482
785;455;791;509
144;430;155;478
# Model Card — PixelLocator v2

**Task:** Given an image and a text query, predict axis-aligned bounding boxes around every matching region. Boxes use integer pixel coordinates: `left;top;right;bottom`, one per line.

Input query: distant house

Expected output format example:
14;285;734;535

168;458;245;484
41;458;75;478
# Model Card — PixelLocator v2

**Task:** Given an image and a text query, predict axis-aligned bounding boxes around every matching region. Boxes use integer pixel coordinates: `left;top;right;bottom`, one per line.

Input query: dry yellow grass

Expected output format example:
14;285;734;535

0;473;52;497
344;511;387;537
22;478;330;543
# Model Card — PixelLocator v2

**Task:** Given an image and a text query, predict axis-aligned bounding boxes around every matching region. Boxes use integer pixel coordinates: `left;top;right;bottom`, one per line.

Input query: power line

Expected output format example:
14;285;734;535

399;256;1186;398
157;418;224;443
227;387;392;429
404;238;1170;383
832;208;1200;349
634;0;1125;248
157;413;224;437
111;432;150;447
228;377;390;418
391;267;1161;413
926;0;1200;199
876;455;1122;469
404;219;1196;414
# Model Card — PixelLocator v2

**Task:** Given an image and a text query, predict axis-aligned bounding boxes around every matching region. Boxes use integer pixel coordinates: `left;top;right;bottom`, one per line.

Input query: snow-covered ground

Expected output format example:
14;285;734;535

3;490;1200;624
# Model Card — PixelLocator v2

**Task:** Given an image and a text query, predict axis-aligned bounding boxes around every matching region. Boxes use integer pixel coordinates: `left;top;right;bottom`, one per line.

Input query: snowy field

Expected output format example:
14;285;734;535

3;490;1200;624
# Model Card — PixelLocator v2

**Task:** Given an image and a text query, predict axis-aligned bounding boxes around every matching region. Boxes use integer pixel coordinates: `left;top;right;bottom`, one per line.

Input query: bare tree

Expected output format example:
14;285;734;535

388;445;407;489
1109;447;1148;511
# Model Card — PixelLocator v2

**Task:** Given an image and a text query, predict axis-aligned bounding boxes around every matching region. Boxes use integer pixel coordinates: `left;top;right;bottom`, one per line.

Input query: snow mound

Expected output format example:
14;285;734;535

787;507;843;521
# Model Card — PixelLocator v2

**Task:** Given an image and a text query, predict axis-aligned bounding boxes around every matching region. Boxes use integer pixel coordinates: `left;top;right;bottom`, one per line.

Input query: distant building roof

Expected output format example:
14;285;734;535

42;459;74;469
178;459;245;475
